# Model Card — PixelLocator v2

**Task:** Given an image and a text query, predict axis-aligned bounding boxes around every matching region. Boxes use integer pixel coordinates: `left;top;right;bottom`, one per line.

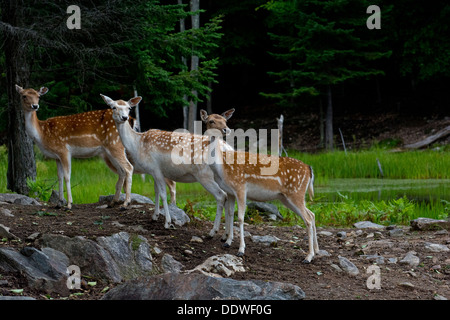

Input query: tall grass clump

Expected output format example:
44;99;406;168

288;149;450;181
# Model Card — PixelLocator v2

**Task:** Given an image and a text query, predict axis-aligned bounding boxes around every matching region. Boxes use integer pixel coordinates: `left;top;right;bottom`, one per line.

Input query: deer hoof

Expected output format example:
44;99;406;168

222;242;230;248
236;251;244;257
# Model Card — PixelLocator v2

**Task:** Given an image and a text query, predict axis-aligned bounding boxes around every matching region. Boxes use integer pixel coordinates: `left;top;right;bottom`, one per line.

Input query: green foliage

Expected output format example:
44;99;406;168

259;0;391;107
27;178;56;202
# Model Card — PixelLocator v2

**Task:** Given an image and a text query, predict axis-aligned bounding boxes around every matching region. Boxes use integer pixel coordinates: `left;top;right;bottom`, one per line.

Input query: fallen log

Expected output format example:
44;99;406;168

403;125;450;149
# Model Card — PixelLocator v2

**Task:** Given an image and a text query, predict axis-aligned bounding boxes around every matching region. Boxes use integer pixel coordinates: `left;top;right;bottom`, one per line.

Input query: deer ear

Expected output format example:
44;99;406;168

15;85;23;94
128;96;142;107
100;94;115;107
200;109;208;122
38;87;49;96
221;108;235;121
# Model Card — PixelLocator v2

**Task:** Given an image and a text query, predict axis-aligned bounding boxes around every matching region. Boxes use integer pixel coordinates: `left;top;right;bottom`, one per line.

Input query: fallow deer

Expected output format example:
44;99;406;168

208;135;320;263
100;94;235;230
16;85;136;209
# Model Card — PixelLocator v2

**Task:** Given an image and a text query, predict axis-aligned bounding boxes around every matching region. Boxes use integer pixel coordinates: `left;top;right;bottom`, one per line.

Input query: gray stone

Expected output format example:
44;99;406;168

399;251;420;267
161;254;184;273
1;208;14;217
361;254;385;264
424;242;449;253
353;221;385;229
247;202;284;220
188;254;246;278
39;234;122;283
0;296;36;300
0;247;69;296
389;228;404;237
251;235;279;246
338;256;359;276
48;190;67;207
168;203;190;226
337;231;347;239
0;193;41;205
0;224;19;240
99;193;154;205
410;218;450;231
96;232;153;280
102;272;305;300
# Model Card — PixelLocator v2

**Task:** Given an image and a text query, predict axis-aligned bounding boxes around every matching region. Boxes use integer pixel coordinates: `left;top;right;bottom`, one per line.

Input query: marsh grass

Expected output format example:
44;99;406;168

0;146;448;227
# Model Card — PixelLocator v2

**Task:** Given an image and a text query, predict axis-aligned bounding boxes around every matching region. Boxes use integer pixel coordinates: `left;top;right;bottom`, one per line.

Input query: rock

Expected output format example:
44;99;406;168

96;232;153;280
433;294;447;300
410;218;450;231
399;251;420;267
99;193;154;205
0;296;36;300
0;224;19;240
247;202;284;220
161;254;184;273
48;190;67;207
318;231;333;237
336;231;347;239
168;203;190;226
424;242;449;253
187;254;246;278
39;234;122;283
26;232;41;241
398;282;415;289
389;228;404;237
353;221;384;229
330;264;343;273
251;235;279;246
190;236;203;243
0;193;41;206
0;247;70;296
361;254;385;264
1;208;14;217
338;256;359;276
102;272;305;300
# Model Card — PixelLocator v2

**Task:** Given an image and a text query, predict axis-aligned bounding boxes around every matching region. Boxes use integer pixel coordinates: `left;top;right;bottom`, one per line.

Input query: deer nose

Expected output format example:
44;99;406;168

121;115;129;121
31;104;39;110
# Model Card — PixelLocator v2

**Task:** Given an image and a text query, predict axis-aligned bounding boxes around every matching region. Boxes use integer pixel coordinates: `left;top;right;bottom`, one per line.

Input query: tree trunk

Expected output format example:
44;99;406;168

178;0;189;130
187;0;200;133
325;85;334;151
2;0;36;194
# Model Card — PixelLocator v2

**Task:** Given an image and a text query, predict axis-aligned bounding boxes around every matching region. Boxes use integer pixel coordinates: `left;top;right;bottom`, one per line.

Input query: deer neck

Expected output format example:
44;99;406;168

24;110;44;144
115;119;140;154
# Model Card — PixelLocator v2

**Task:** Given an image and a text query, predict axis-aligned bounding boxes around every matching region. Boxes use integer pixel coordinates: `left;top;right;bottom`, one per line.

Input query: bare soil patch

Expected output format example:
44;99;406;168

1;201;449;300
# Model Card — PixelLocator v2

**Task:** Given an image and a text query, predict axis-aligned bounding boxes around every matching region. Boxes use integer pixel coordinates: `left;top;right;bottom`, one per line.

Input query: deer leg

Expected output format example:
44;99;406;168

55;159;66;208
235;190;247;257
281;197;316;263
199;179;226;238
154;175;172;229
59;155;72;209
223;194;236;246
152;179;160;221
165;178;177;205
105;151;133;207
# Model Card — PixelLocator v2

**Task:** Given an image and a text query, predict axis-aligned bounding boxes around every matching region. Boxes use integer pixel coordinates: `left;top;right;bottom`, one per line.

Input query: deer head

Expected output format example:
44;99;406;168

200;108;235;136
15;85;49;111
100;94;142;124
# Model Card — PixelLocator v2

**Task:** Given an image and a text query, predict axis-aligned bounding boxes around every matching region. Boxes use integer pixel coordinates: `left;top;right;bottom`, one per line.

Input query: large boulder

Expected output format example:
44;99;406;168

410;218;450;231
0;247;70;296
102;272;305;300
39;232;154;283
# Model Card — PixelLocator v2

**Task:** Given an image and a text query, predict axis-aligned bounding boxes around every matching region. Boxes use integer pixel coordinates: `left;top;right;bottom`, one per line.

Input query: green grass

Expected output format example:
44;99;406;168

0;146;449;227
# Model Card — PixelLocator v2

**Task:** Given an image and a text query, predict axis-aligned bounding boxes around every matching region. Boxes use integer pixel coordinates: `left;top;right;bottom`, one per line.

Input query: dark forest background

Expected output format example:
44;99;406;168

1;0;449;143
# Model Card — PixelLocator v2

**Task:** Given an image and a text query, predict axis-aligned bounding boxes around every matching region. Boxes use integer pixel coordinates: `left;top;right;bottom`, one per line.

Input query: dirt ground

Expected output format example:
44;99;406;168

0;201;449;300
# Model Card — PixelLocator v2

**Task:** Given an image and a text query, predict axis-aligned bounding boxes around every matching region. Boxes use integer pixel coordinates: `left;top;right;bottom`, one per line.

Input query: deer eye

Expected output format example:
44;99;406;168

22;96;27;99
209;120;215;124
